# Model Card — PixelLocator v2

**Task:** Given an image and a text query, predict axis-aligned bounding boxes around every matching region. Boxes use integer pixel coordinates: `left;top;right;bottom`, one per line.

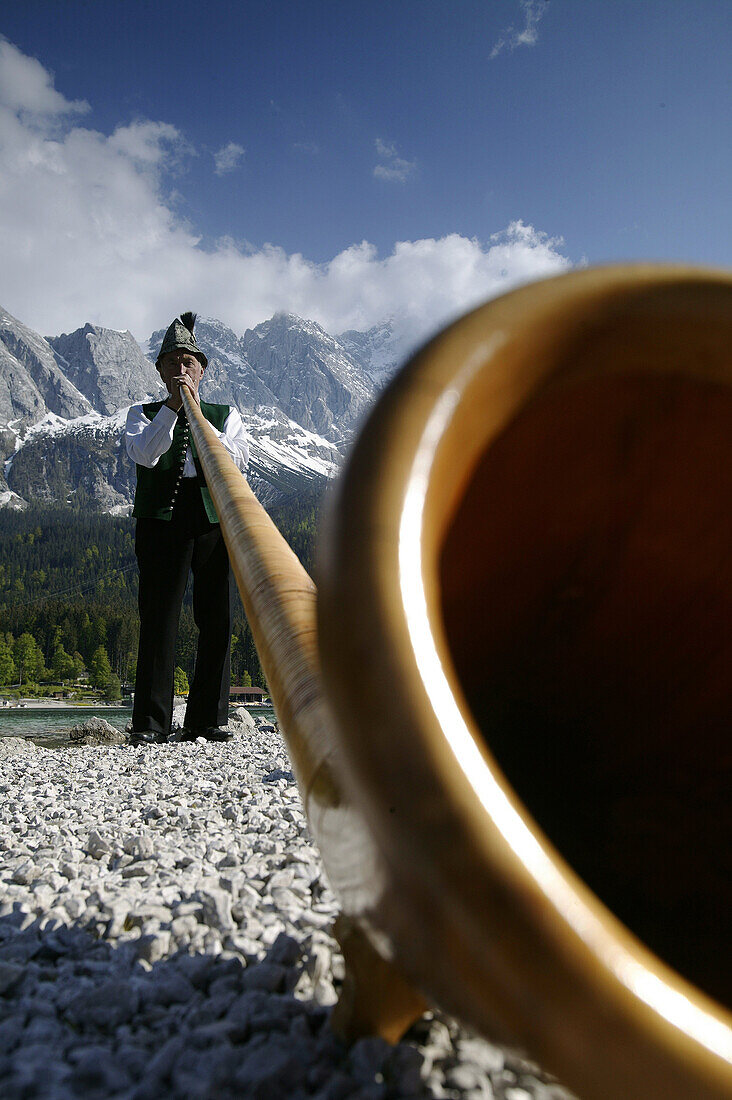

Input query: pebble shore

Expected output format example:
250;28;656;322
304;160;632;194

0;716;578;1100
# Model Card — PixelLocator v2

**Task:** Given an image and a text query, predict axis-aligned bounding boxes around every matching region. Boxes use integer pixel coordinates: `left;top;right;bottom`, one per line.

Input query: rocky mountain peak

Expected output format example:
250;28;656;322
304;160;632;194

338;319;410;385
239;313;376;443
49;324;160;415
151;312;377;444
0;306;91;428
0;304;403;513
257;311;337;344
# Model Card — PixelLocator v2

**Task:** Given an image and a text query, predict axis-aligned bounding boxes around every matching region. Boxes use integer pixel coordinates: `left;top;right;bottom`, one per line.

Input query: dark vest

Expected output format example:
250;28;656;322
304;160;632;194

132;399;230;523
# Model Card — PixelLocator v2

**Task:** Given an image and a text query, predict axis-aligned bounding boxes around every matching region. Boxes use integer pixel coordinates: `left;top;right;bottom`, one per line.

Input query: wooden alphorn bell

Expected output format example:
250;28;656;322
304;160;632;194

182;265;732;1100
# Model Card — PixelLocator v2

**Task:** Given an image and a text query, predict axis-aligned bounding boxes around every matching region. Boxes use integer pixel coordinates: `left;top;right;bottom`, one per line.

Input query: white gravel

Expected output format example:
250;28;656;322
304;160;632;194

0;718;578;1099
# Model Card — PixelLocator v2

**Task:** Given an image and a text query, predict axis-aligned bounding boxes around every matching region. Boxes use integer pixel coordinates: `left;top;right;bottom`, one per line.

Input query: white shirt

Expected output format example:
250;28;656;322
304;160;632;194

125;400;249;476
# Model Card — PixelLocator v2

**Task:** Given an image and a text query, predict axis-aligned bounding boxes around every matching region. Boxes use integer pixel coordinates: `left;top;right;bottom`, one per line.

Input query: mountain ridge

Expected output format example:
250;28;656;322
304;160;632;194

0;306;401;512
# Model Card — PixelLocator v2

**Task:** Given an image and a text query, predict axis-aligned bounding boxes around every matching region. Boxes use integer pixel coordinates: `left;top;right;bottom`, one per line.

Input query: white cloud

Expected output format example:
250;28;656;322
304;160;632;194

0;39;570;348
491;1;548;60
373;137;416;183
213;141;245;175
0;36;89;120
110;121;185;167
373;160;414;183
375;138;397;159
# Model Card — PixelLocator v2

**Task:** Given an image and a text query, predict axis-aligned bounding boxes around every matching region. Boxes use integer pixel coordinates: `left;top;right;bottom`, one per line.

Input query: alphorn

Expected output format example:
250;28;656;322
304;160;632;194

181;265;732;1100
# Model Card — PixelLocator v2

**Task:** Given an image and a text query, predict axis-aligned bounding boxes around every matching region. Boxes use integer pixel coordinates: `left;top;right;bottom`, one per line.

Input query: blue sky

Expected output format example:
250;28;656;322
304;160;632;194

1;1;730;343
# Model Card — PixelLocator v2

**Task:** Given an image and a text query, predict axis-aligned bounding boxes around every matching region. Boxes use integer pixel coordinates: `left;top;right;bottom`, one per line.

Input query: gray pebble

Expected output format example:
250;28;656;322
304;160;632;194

65;977;140;1029
0;960;24;992
0;725;574;1100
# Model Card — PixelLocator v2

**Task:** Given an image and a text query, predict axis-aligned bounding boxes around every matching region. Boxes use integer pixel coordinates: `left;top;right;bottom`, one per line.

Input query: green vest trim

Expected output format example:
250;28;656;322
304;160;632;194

132;399;230;523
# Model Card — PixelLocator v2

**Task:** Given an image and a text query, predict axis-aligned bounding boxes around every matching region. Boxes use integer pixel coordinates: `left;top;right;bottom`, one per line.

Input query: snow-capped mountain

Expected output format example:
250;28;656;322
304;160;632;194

5;405;341;512
5;409;136;514
148;312;377;445
0;306;402;512
241;313;376;441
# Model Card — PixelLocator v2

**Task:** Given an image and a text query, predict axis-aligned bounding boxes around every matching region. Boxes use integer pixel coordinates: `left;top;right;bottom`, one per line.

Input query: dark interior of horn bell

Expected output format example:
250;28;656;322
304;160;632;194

439;370;732;1008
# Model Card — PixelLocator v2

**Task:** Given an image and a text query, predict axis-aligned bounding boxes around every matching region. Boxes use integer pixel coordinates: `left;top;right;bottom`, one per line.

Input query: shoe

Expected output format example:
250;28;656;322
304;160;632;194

129;730;167;746
180;726;233;742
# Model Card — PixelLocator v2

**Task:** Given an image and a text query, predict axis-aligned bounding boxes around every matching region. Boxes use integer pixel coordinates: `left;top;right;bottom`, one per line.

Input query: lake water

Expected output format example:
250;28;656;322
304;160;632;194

0;704;278;748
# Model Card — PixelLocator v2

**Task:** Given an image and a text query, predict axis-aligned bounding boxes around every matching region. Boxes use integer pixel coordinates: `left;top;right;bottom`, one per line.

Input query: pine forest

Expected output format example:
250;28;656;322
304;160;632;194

0;489;322;696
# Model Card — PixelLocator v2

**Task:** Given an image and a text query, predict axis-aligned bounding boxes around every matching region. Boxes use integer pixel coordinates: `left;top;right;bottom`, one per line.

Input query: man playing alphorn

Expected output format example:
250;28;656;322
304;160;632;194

125;312;249;745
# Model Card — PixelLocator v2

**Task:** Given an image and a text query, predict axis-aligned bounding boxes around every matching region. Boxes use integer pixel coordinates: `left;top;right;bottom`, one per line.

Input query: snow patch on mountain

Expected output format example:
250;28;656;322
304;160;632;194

337;319;412;386
0;304;395;511
0;489;27;511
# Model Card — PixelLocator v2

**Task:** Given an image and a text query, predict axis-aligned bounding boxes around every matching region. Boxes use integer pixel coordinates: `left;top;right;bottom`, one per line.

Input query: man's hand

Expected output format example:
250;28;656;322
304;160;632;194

158;350;205;412
166;374;201;412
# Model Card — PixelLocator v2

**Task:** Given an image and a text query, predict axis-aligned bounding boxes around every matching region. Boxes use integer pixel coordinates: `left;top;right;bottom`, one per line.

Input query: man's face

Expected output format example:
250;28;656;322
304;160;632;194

157;350;204;394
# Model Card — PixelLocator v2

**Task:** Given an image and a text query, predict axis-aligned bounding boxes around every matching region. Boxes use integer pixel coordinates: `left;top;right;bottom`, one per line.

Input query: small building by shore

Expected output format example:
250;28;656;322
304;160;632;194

229;686;267;705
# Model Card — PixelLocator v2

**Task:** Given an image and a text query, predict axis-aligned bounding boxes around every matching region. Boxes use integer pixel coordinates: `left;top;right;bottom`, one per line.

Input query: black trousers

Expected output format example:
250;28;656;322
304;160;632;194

133;481;233;735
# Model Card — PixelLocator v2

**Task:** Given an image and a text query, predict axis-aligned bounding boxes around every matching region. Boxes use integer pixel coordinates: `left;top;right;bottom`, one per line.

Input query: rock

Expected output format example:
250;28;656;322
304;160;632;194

0;738;37;756
48;323;160;416
239;962;287;993
67;1044;132;1093
0;961;24;993
0;928;41;963
231;707;256;728
65;979;140;1030
0;306;92;426
135;932;171;964
348;1035;392;1078
11;859;37;885
303;941;331;985
233;1037;302;1098
196;887;235;933
84;829;112;858
122;833;156;859
62;897;86;920
268;932;301;967
68;718;125;746
448;1062;491;1090
457;1036;506;1073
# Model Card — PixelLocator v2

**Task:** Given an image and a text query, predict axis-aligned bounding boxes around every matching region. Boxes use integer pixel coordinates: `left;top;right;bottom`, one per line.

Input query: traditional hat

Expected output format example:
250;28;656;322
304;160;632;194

156;312;208;369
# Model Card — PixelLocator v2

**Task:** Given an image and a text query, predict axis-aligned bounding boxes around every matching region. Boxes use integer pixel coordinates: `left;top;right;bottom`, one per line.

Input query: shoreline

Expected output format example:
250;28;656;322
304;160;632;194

0;699;132;710
0;699;272;711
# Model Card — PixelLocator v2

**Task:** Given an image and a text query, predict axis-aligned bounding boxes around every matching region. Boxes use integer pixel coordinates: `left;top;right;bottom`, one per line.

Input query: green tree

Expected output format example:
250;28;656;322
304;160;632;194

13;633;44;687
107;612;137;682
72;652;86;682
89;645;112;689
241;669;252;688
0;636;15;685
59;616;78;656
174;666;189;694
52;644;76;683
104;673;122;701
